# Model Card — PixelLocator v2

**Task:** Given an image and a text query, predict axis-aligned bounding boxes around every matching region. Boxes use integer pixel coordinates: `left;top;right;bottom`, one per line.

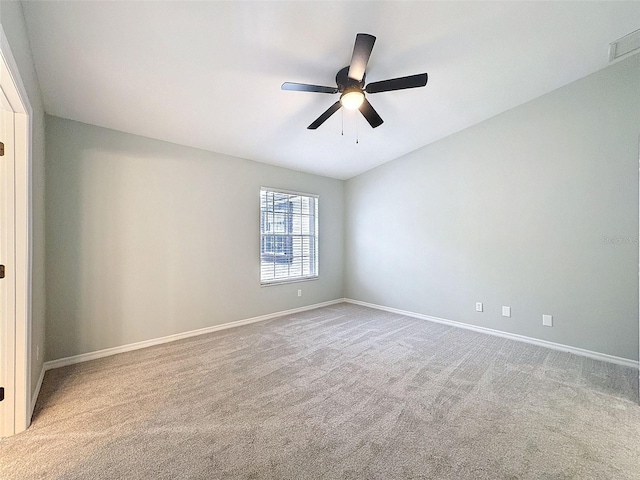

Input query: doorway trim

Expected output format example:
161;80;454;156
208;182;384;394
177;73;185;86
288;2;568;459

0;24;33;437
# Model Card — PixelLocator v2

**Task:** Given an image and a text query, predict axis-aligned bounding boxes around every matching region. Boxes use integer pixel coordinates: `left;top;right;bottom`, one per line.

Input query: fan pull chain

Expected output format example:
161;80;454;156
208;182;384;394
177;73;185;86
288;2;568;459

341;109;344;136
356;117;359;144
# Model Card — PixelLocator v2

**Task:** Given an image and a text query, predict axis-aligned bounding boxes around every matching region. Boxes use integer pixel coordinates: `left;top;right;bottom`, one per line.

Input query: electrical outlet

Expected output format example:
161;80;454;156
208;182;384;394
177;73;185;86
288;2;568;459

502;306;511;317
297;289;302;297
543;314;553;327
475;302;483;312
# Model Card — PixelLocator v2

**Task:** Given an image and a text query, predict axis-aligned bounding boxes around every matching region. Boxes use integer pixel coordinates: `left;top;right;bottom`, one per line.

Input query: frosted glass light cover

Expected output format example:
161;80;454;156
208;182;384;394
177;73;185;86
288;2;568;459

341;91;365;110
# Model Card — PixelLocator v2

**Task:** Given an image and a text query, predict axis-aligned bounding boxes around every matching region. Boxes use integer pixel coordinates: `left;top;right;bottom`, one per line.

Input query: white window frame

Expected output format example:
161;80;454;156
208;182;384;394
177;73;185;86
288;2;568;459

260;187;319;286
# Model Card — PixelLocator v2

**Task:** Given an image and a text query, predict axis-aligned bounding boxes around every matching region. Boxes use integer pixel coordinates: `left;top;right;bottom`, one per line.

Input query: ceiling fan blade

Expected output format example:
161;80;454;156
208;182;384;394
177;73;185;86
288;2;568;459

359;98;383;128
365;73;428;94
282;82;339;94
308;101;342;130
348;33;376;82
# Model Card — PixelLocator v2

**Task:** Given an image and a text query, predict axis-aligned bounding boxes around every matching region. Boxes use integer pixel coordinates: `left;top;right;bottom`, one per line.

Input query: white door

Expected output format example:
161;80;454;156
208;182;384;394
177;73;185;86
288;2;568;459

0;86;16;437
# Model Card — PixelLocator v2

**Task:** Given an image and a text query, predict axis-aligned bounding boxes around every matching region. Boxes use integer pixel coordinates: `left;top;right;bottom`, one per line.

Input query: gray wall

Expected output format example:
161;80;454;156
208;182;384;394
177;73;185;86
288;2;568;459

0;1;47;395
45;116;344;360
345;55;640;361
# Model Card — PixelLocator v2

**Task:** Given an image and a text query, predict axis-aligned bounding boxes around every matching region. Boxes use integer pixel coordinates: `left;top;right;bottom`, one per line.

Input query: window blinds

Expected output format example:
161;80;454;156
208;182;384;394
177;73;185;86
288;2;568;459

260;188;318;284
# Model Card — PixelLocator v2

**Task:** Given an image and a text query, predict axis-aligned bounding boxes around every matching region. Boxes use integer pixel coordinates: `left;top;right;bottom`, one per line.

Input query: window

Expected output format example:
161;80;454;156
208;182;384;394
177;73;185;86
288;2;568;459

260;188;318;285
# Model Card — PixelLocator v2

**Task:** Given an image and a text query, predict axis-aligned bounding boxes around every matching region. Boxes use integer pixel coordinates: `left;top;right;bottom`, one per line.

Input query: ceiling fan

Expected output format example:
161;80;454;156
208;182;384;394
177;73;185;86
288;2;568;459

282;33;428;130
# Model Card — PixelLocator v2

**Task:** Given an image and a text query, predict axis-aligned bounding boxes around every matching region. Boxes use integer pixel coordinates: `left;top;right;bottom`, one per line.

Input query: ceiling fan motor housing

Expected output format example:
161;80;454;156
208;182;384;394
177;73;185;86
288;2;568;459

336;66;364;92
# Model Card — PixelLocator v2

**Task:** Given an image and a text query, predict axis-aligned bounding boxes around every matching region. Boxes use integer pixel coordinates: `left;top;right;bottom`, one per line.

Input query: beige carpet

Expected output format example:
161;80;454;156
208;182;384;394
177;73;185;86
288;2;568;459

1;303;639;479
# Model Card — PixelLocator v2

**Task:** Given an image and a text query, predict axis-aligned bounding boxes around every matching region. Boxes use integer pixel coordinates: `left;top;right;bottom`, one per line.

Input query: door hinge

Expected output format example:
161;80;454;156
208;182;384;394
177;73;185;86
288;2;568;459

0;265;4;279
0;141;4;156
0;387;4;402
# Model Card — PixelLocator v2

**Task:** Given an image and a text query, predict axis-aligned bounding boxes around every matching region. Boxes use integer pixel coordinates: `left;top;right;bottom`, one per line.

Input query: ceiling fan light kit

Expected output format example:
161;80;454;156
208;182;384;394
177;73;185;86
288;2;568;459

340;89;365;110
282;33;428;130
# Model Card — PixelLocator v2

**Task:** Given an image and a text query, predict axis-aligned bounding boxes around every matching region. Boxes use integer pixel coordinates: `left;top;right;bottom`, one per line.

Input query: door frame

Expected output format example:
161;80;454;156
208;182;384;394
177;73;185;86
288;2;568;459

0;25;32;437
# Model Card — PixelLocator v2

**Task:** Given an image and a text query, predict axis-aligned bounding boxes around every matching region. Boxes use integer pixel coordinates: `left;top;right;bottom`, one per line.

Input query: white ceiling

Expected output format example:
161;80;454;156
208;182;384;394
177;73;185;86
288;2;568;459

21;1;640;180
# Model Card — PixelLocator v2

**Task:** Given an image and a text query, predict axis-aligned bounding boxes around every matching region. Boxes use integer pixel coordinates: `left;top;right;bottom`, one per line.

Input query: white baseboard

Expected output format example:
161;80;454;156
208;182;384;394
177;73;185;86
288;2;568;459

31;365;45;417
44;299;345;371
41;297;638;375
344;298;639;369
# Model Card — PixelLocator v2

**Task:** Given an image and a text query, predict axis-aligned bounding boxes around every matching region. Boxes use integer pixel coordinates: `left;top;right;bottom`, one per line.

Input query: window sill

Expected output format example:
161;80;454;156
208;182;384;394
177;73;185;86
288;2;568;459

260;276;319;287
